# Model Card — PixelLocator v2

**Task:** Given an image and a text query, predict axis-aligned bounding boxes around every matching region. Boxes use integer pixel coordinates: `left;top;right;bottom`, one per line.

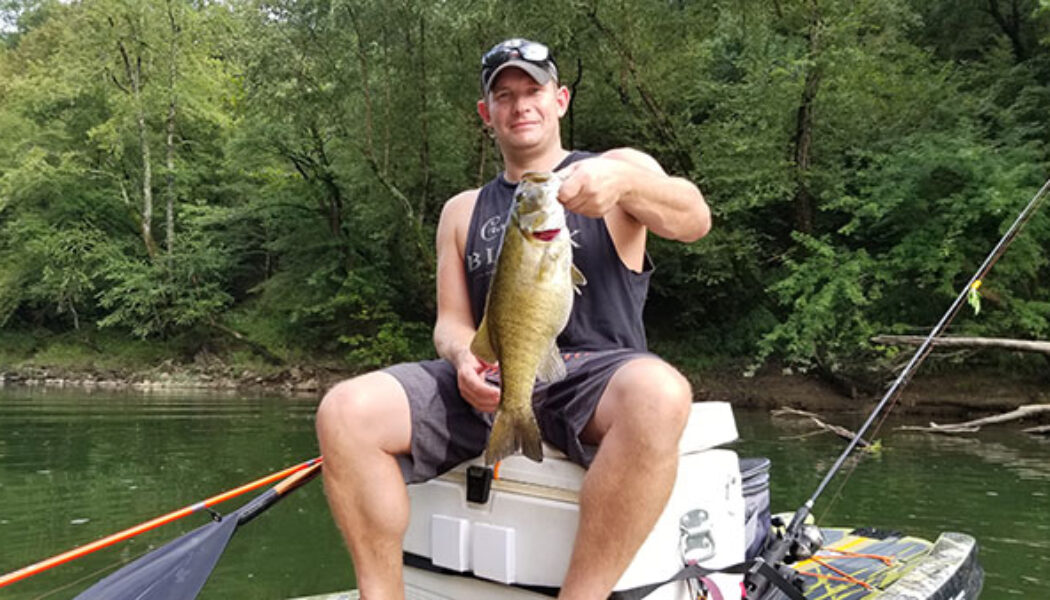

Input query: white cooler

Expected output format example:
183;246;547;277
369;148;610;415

403;401;746;599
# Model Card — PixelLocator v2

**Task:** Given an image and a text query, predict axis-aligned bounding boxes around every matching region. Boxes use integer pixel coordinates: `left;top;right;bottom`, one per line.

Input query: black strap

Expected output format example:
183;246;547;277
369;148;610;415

608;559;805;600
747;561;807;600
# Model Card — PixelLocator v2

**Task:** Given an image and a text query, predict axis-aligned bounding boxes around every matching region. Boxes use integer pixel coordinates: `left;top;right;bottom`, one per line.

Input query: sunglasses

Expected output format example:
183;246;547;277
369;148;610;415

482;39;552;68
481;39;556;87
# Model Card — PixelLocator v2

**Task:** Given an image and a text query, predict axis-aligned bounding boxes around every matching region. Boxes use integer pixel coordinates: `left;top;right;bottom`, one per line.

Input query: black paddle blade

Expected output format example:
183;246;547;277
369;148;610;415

73;514;238;600
70;464;317;600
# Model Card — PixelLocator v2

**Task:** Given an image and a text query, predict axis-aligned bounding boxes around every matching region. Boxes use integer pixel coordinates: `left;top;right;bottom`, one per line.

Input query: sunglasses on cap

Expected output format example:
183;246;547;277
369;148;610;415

480;38;558;93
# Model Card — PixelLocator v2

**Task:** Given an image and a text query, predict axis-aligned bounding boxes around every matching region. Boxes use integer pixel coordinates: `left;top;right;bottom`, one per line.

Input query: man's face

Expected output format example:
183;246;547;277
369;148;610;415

477;68;570;152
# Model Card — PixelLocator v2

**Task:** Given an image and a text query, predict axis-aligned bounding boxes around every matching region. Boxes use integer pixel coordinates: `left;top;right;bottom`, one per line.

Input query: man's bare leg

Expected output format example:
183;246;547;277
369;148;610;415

558;358;692;600
316;372;412;600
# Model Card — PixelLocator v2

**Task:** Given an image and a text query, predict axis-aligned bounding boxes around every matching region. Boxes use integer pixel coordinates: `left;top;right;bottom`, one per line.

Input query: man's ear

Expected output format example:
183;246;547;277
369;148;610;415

555;85;570;118
477;98;492;126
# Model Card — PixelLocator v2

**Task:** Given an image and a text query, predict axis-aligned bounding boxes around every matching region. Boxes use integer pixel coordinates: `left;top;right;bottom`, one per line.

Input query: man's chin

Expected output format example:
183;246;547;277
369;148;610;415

500;131;547;151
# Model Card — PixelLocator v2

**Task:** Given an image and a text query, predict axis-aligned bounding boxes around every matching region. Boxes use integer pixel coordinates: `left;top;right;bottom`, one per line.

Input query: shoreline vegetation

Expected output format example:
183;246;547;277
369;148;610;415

2;332;1046;419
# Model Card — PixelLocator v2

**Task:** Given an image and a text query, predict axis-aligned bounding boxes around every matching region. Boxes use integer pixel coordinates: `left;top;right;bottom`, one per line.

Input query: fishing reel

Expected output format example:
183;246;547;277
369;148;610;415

763;514;824;563
786;522;824;562
743;515;816;600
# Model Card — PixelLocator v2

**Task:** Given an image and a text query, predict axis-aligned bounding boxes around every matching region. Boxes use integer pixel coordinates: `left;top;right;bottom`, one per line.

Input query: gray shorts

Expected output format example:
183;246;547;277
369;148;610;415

384;348;653;483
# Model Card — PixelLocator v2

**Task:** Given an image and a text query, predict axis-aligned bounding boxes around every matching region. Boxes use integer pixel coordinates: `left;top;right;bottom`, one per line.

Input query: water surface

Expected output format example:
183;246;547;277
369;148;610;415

0;387;1046;599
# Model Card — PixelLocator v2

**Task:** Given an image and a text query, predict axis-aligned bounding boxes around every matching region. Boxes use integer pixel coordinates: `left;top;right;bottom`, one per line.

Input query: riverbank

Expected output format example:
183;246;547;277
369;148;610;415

2;357;1047;417
691;367;1050;415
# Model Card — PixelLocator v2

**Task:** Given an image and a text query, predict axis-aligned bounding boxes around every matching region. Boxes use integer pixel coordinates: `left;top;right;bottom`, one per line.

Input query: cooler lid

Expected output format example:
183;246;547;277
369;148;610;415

441;402;738;494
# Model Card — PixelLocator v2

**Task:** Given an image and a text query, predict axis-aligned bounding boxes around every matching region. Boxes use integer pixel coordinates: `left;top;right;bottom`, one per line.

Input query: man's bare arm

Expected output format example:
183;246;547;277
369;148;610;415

558;148;710;242
432;190;500;412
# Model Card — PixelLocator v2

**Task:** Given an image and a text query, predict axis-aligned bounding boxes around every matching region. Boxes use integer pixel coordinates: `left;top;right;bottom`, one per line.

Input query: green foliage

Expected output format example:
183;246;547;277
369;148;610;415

24;226;104;329
759;234;882;372
95;230;234;338
1;0;1049;377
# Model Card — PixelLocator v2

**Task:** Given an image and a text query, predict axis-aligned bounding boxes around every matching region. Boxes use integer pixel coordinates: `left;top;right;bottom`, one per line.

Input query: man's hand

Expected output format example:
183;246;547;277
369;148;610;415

556;157;627;218
453;348;501;413
558;148;709;243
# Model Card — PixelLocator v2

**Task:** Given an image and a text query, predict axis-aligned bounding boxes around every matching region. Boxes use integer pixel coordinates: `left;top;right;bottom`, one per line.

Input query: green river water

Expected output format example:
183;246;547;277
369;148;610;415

0;386;1047;599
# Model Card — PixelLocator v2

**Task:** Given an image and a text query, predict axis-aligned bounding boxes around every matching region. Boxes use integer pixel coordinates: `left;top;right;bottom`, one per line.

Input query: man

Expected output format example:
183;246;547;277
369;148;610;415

316;38;711;599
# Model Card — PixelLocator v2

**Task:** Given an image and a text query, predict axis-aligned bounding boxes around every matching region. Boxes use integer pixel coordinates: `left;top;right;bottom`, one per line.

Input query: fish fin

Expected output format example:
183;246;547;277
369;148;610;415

535;344;566;383
539;243;567;278
470;318;498;364
485;407;544;465
572;264;587;294
538;246;554;278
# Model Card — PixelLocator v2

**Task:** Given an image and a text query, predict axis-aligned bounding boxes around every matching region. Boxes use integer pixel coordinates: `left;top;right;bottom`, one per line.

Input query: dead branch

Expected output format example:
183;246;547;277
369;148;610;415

871;335;1050;356
898;404;1050;434
772;407;872;448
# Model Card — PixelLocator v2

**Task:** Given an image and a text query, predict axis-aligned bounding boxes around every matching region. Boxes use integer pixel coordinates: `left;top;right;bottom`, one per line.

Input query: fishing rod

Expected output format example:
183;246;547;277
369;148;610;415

747;177;1050;597
0;456;322;589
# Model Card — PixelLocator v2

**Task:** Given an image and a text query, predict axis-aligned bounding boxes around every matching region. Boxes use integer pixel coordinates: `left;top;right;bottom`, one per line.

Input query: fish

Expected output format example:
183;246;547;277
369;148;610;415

471;171;586;465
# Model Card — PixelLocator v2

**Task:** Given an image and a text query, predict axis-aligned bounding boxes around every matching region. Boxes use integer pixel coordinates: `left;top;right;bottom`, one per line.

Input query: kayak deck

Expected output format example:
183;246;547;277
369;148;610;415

793;528;982;599
289;527;982;600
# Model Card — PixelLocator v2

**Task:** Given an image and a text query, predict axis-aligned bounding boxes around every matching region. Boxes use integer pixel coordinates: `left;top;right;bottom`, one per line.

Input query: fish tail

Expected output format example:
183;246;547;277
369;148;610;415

485;408;544;465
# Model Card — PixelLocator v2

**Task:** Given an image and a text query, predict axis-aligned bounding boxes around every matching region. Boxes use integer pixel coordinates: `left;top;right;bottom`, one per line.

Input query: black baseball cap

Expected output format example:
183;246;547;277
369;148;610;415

480;38;559;96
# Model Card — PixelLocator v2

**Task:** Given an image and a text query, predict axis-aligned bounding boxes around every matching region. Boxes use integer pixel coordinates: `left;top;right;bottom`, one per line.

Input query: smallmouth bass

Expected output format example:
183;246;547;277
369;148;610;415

471;171;586;465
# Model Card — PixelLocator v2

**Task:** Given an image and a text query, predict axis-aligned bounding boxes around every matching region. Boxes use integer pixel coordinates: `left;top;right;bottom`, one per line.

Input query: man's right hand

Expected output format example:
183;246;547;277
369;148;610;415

454;349;501;413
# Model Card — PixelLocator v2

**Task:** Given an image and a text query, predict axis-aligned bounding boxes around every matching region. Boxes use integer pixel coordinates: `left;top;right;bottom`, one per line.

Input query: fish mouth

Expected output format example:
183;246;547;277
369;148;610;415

522;171;553;184
531;228;560;242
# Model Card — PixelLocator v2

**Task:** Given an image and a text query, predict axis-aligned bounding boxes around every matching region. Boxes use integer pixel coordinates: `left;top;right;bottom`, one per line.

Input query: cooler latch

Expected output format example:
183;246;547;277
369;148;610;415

466;465;494;504
680;509;716;564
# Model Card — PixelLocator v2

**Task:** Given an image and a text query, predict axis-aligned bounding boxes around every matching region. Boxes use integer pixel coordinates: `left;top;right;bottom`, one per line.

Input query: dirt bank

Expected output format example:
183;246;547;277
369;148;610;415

691;366;1049;416
2;361;1046;419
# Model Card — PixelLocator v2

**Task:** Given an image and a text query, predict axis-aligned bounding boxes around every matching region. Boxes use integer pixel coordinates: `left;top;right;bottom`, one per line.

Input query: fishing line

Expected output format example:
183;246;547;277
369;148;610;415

787;175;1050;535
31;556;128;600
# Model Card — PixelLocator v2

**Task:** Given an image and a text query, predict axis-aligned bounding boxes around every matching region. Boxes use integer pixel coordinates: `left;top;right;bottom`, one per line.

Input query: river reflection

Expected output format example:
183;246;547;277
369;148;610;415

1;387;1047;599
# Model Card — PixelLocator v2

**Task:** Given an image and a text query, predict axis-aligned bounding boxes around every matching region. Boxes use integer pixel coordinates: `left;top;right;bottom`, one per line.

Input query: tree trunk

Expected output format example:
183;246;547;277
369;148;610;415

791;4;822;235
986;0;1028;63
138;108;155;258
165;0;179;256
568;57;583;150
309;124;344;239
475;125;489;188
415;12;431;225
346;4;375;157
118;37;158;259
165;103;175;256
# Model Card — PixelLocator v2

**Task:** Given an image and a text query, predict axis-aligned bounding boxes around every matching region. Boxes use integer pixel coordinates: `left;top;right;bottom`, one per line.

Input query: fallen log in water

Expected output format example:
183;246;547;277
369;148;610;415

772;407;873;449
898;404;1050;434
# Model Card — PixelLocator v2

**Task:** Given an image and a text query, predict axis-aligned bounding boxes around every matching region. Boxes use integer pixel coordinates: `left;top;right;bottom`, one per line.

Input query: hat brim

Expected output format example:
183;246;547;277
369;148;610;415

484;59;555;95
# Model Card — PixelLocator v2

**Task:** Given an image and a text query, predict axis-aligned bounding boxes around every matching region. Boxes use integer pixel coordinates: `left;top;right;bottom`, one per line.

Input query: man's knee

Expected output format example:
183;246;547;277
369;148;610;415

316;373;411;454
316;380;359;436
606;359;692;445
627;359;691;412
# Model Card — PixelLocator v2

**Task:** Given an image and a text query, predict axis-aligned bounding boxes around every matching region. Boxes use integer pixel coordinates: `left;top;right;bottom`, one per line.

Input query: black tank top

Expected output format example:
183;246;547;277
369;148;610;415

463;151;653;352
